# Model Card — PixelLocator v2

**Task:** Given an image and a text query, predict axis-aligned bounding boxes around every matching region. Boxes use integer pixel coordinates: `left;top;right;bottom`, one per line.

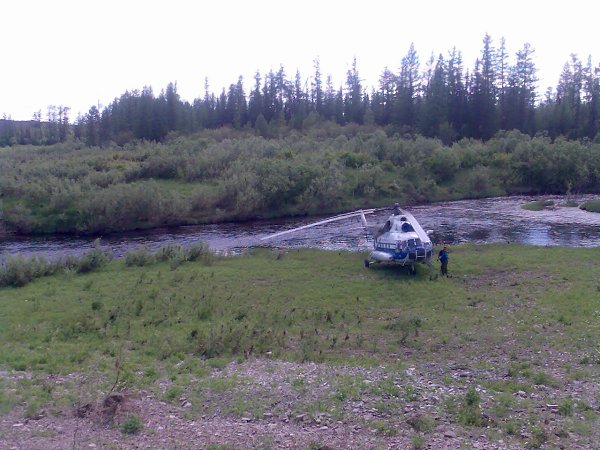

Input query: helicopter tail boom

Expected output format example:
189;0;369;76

261;209;378;241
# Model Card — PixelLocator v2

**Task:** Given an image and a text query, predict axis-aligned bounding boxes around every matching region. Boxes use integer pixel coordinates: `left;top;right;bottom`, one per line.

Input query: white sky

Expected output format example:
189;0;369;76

1;0;598;121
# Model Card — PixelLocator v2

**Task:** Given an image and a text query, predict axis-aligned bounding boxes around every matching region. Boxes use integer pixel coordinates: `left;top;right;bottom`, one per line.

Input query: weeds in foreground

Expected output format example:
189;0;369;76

0;239;109;287
1;241;214;288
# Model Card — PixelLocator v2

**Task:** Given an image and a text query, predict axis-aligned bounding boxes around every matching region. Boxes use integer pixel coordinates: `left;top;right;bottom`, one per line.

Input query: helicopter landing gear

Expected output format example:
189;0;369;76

364;259;371;268
409;265;417;275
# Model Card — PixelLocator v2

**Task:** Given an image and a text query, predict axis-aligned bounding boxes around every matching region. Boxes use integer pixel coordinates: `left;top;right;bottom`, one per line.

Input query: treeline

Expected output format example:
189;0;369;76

0;106;70;146
1;128;598;235
1;34;598;148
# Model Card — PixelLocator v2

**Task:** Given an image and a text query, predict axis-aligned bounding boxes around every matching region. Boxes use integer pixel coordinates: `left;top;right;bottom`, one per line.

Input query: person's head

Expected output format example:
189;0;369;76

443;246;447;250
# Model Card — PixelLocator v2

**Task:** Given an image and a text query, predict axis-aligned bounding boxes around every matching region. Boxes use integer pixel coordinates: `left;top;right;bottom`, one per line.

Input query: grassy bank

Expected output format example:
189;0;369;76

580;199;600;213
521;199;555;211
0;245;598;447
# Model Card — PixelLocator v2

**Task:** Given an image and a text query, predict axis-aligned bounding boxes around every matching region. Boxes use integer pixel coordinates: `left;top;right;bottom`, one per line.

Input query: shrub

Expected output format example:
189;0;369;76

558;399;573;416
412;435;426;450
186;242;210;261
407;414;434;432
0;254;52;287
457;387;483;426
157;244;184;262
125;246;155;267
164;385;183;403
120;415;142;434
0;241;110;288
465;386;480;406
77;241;109;273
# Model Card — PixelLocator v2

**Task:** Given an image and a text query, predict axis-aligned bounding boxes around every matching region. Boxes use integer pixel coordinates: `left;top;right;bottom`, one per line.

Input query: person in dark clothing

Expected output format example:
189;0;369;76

437;246;449;277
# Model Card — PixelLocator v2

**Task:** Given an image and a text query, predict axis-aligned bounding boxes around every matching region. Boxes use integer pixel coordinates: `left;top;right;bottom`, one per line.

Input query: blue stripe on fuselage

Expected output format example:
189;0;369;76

374;247;408;260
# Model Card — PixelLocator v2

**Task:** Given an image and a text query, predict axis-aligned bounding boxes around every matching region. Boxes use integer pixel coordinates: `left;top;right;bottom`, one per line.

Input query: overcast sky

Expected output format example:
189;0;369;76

1;0;598;121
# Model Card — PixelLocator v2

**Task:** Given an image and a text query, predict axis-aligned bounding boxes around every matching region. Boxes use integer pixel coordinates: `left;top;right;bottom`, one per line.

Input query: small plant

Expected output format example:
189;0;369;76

385;316;421;345
186;241;213;265
529;424;548;448
504;420;517;435
412;435;425;450
157;244;184;262
77;240;109;273
121;415;142;434
207;357;228;369
404;385;419;402
124;246;155;267
91;300;103;311
457;387;482;426
465;386;480;406
558;398;573;416
532;371;552;386
407;414;434;432
164;385;183;403
578;356;590;364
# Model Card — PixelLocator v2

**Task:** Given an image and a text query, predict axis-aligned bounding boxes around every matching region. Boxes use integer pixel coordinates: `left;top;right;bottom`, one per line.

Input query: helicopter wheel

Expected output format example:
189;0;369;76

364;259;371;268
409;265;417;275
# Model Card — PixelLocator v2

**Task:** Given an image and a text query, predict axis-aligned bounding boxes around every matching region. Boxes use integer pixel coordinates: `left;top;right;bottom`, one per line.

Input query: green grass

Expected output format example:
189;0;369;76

580;199;600;213
0;245;597;375
521;199;555;211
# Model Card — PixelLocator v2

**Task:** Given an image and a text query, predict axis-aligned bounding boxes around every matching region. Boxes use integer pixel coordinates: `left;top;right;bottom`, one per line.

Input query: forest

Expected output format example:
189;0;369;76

0;35;598;147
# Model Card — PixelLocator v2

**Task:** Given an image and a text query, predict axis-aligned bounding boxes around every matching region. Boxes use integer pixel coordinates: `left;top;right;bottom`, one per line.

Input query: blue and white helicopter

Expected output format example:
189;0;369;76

261;204;434;274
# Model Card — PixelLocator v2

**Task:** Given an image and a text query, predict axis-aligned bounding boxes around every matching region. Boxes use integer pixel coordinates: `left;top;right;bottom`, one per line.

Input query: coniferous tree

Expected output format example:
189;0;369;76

344;57;364;124
375;67;396;125
248;71;263;127
394;43;420;128
85;105;101;146
419;54;448;137
312;57;324;116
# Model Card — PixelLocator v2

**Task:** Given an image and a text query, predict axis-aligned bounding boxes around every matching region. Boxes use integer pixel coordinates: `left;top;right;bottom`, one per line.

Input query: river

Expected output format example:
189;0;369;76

1;195;599;260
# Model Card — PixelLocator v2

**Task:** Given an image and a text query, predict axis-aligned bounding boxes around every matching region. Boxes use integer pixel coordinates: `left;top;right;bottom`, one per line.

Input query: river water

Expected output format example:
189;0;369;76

1;195;599;259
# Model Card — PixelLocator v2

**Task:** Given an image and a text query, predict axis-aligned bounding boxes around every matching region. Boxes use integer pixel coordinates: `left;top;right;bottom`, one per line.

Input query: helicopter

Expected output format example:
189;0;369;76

261;203;434;275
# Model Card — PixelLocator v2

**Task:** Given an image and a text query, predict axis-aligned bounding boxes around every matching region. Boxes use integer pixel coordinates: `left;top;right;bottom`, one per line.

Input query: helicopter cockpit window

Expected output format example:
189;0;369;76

401;222;414;232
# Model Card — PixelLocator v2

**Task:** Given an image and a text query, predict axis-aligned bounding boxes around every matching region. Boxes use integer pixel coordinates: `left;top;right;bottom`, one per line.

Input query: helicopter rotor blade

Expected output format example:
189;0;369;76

261;209;378;241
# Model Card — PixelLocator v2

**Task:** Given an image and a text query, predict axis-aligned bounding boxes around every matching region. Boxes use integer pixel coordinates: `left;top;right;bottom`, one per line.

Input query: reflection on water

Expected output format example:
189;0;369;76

1;195;599;259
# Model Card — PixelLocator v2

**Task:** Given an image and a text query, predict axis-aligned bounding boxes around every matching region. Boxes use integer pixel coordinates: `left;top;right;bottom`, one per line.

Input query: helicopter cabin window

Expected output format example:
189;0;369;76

401;222;414;232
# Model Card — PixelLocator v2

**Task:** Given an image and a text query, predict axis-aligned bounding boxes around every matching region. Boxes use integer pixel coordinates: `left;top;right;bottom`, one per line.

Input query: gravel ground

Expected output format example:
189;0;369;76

1;356;598;449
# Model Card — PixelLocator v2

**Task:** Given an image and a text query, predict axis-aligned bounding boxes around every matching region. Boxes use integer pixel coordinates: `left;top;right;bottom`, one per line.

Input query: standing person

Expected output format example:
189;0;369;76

437;246;449;277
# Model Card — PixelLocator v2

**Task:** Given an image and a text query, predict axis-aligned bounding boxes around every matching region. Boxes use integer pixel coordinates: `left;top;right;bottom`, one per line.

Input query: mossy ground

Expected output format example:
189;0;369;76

0;245;598;447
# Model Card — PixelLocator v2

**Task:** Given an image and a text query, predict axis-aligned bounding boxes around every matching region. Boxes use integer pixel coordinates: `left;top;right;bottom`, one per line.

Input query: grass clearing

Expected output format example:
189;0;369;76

0;244;598;447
